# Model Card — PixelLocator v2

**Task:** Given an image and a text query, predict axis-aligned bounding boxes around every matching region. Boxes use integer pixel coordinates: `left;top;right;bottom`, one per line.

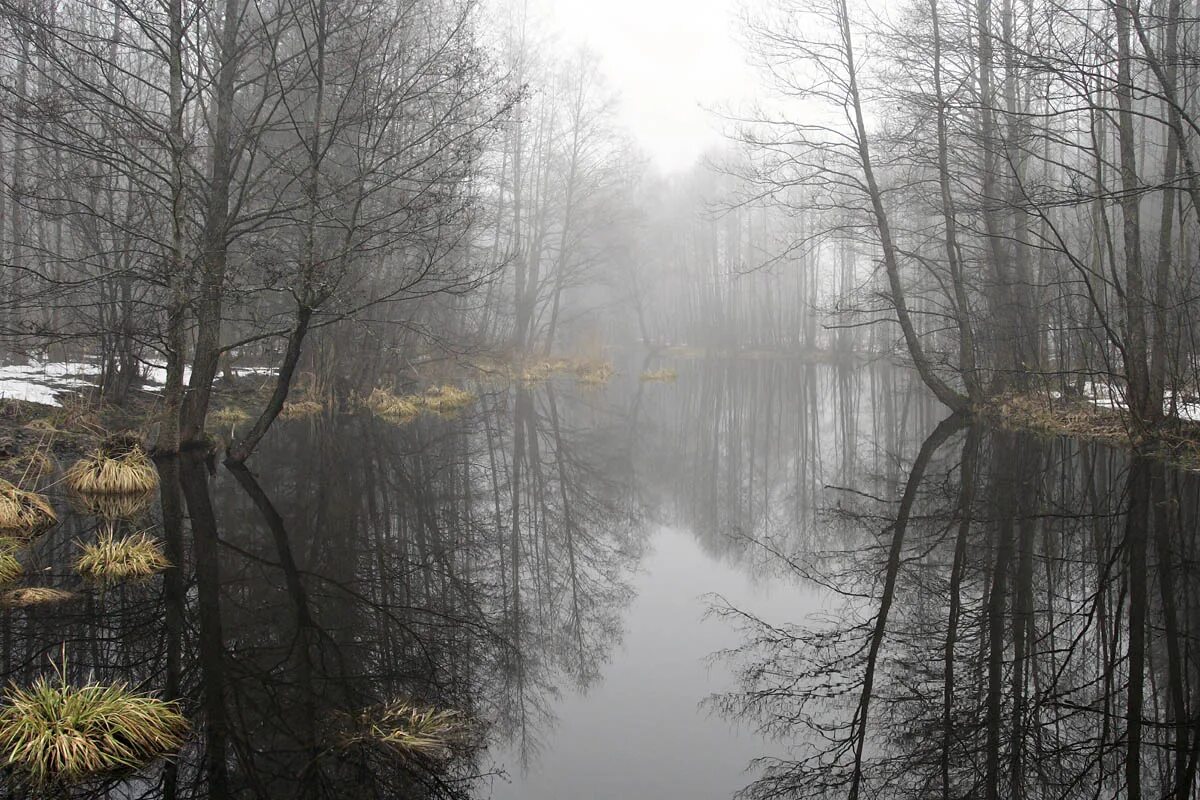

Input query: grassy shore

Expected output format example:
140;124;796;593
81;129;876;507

979;391;1200;469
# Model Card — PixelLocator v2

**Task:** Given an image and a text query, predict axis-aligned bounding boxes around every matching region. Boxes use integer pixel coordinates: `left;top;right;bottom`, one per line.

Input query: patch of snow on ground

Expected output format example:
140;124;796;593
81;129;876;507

0;361;95;407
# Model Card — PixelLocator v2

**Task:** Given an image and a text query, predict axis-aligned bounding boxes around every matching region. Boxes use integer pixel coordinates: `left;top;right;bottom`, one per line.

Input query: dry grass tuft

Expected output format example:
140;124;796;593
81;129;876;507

339;700;469;761
0;588;75;607
279;398;324;419
0;543;22;585
65;448;158;496
0;481;57;539
0;450;57;484
574;360;614;386
980;392;1131;443
365;388;422;421
0;675;188;784
210;406;250;425
420;385;475;414
76;530;170;582
639;368;678;382
365;385;474;421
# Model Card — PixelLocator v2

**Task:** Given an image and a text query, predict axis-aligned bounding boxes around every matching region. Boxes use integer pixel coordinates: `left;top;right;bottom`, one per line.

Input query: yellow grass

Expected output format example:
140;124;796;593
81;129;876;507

639;368;678;382
279;398;324;419
1;588;74;607
365;388;422;421
210;406;250;425
65;448;158;495
365;385;475;421
0;675;188;784
0;450;57;484
339;700;469;761
575;360;614;386
421;385;475;414
0;481;57;539
76;530;170;582
0;542;22;585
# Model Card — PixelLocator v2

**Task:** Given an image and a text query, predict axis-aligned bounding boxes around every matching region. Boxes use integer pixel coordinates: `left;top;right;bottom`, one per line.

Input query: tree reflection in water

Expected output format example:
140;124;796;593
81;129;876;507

0;381;642;798
714;417;1200;799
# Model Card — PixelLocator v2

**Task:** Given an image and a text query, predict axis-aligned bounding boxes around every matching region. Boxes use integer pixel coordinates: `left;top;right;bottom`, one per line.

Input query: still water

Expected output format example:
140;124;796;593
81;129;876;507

2;358;1191;799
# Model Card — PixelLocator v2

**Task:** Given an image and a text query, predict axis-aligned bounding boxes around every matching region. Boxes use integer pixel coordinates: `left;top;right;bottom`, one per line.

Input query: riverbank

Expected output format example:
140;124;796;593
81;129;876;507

980;391;1200;469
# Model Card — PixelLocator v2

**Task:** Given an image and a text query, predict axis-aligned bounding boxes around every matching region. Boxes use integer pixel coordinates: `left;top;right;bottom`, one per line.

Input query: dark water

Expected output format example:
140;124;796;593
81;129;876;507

3;359;1192;799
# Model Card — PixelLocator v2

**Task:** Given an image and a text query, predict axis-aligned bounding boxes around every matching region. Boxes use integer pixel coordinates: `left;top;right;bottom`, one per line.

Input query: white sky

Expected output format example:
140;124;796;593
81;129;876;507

541;0;753;173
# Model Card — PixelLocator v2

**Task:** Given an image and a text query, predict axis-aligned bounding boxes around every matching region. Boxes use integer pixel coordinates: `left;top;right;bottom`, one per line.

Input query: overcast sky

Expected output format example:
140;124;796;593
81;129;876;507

541;0;753;173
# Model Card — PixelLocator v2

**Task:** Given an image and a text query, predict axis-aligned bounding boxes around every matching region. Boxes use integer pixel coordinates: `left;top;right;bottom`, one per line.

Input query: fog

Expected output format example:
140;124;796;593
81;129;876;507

0;0;1196;795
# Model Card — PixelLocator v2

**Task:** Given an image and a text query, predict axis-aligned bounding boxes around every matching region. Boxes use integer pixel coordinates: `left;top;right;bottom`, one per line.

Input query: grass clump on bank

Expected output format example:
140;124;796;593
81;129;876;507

76;530;170;582
0;481;57;539
0;675;188;784
575;360;614;386
339;700;469;761
0;450;56;485
210;406;251;425
421;385;474;414
65;445;158;495
279;398;325;419
365;385;475;422
366;388;422;421
639;368;678;382
1;587;75;607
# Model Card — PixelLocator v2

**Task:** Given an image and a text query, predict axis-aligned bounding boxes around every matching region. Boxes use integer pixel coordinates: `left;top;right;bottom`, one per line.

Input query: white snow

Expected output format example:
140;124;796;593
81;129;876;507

0;360;95;407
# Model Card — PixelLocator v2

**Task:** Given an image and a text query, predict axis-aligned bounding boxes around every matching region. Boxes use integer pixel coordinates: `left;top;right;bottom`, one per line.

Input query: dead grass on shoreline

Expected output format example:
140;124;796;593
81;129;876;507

365;385;475;422
0;482;57;540
981;391;1200;469
65;447;158;495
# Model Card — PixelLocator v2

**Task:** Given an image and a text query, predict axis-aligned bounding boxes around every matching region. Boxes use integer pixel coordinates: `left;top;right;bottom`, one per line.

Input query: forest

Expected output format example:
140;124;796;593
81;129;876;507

0;0;1191;451
0;0;1193;794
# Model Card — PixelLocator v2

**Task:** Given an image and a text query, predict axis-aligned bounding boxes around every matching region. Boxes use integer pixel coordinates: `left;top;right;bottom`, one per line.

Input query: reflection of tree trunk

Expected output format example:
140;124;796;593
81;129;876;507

546;384;586;676
228;463;321;789
985;434;1016;800
849;413;964;800
1125;456;1151;800
942;425;979;800
1151;463;1188;798
157;455;185;800
180;454;230;795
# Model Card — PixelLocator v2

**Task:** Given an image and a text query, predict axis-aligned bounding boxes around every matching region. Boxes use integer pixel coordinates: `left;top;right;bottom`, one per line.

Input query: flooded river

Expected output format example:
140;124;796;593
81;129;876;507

2;358;1190;799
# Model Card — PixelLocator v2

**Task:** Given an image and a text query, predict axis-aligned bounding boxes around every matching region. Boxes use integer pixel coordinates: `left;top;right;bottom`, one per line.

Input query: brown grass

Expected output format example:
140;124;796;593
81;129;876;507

279;398;324;419
365;385;475;421
0;542;22;585
210;406;251;425
365;388;422;421
0;450;57;485
338;700;470;761
0;481;57;539
65;448;158;495
76;530;170;582
420;385;475;414
1;588;75;607
639;368;678;382
575;360;614;386
0;674;188;784
980;392;1131;443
